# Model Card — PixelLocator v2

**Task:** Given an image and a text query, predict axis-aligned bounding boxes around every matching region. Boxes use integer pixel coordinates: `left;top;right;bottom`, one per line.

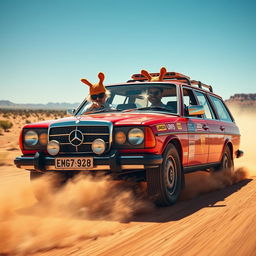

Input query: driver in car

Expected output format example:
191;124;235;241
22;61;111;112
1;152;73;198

147;87;165;107
81;72;110;112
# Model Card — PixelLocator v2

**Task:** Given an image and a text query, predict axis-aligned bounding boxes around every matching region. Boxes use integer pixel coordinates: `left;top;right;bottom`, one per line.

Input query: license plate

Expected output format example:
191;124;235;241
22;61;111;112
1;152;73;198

55;157;93;170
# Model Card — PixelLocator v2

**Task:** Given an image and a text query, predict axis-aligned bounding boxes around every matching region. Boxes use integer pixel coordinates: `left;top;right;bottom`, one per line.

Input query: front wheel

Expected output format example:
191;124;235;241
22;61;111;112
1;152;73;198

146;144;182;206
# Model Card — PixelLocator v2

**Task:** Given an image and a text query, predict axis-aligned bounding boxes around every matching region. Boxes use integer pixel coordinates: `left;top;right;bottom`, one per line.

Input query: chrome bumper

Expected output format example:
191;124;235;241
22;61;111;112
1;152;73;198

14;150;163;172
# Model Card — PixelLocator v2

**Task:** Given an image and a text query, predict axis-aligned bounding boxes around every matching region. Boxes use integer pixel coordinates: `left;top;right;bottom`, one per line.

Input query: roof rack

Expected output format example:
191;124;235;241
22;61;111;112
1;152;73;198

190;80;213;92
128;71;213;92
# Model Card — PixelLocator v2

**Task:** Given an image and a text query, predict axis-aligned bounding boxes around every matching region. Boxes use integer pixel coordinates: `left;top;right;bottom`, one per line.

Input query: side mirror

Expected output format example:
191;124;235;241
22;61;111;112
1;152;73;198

188;105;205;116
66;109;76;116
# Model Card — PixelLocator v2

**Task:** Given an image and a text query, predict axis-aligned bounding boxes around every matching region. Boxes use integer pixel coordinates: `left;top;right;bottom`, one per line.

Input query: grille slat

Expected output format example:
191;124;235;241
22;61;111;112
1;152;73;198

49;125;110;155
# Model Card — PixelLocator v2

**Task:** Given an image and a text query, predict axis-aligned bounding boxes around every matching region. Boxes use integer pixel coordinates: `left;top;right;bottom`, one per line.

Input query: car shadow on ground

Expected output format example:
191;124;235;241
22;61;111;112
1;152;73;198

132;178;252;223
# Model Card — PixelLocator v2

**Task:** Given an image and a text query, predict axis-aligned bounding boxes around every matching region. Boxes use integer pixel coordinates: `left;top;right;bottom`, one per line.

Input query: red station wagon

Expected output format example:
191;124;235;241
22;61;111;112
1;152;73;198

14;71;244;206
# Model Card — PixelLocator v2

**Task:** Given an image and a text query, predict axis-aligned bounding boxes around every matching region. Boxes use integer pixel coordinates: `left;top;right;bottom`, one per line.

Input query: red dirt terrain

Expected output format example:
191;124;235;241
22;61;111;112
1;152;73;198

0;108;255;256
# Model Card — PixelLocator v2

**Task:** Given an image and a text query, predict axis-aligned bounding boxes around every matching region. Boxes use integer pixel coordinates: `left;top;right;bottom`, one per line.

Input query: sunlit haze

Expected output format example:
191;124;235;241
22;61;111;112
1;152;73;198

0;0;255;104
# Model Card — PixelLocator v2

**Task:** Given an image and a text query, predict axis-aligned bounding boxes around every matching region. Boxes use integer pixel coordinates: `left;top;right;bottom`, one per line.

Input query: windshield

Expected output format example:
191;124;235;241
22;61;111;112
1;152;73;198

76;83;178;116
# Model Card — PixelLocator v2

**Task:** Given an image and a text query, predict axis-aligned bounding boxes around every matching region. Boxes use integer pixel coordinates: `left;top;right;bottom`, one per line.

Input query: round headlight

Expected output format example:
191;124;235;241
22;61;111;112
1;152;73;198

39;132;48;146
91;139;106;155
128;128;144;145
24;130;39;146
115;131;126;144
47;140;60;156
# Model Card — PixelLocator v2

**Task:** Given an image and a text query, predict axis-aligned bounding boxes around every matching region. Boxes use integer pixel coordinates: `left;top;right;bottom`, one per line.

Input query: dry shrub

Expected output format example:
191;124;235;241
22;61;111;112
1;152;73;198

0;120;13;131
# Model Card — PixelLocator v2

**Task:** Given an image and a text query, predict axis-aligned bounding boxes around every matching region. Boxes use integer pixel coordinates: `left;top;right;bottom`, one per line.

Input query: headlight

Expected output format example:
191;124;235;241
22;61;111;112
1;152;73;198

128;128;144;145
91;139;106;155
24;130;39;146
115;131;126;144
39;132;48;145
47;140;60;156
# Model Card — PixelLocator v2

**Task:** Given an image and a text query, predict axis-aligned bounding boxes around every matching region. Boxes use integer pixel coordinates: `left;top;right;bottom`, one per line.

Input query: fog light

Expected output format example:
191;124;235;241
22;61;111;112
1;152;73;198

91;139;106;155
47;140;60;156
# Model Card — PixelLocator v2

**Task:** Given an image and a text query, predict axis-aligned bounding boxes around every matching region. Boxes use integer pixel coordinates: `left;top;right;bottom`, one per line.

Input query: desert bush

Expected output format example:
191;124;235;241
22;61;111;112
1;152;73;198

25;119;31;124
3;113;9;118
0;120;13;131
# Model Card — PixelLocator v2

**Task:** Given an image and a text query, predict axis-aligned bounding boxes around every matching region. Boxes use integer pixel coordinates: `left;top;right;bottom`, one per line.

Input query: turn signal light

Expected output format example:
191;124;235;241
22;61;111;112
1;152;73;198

145;127;156;148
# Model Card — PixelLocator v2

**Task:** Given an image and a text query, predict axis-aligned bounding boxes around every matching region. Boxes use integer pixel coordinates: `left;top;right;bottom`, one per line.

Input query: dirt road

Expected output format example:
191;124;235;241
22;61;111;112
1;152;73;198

0;163;255;256
0;108;255;255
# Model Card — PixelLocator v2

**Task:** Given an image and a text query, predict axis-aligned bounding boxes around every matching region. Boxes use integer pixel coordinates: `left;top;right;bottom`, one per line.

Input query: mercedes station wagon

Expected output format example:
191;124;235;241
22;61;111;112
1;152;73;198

14;71;244;206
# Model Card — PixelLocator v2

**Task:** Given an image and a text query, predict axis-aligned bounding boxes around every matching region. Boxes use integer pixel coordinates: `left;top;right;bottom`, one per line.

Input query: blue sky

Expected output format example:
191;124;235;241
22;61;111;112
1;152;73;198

0;0;255;103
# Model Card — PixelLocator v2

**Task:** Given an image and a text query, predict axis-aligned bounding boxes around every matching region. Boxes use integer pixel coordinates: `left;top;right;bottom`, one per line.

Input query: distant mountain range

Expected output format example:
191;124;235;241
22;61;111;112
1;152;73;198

0;100;80;110
225;93;256;110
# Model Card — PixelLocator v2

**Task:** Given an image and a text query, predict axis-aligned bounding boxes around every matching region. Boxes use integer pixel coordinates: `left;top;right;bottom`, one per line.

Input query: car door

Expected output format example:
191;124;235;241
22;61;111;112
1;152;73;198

208;95;237;162
194;91;223;163
182;87;209;165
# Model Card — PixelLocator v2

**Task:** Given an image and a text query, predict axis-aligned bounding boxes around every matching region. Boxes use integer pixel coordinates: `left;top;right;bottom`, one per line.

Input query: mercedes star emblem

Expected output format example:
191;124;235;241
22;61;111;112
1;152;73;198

69;129;84;147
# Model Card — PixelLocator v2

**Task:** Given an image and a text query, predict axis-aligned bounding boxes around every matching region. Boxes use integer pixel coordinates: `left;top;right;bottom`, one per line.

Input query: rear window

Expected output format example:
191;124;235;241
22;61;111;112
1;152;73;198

209;95;233;122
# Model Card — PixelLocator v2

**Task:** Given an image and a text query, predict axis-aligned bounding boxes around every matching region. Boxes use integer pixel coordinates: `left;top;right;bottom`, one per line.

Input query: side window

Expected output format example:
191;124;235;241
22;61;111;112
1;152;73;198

209;96;233;122
182;88;198;117
194;91;216;119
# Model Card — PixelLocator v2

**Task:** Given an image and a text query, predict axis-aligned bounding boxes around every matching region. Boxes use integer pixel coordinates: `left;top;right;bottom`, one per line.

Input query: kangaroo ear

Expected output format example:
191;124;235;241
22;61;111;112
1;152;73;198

159;67;167;81
98;72;105;84
80;78;93;87
141;70;152;81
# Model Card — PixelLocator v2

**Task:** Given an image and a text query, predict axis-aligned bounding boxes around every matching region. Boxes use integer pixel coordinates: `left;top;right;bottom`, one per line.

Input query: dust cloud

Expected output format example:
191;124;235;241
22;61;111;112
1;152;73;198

0;106;254;255
0;174;152;255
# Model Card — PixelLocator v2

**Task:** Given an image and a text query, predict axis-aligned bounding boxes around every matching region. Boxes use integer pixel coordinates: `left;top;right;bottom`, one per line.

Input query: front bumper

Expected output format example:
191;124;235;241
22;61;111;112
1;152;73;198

14;150;163;173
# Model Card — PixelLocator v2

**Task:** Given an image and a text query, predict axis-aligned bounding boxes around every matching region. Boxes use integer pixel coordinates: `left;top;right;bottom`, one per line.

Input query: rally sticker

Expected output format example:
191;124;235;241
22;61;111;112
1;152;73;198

176;123;182;130
156;124;167;131
167;123;175;130
196;123;203;131
188;122;196;132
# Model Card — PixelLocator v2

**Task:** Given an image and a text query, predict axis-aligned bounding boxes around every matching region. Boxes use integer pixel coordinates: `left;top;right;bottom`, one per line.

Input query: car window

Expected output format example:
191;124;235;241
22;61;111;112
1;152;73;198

194;91;216;119
209;95;233;122
77;83;178;115
182;88;198;117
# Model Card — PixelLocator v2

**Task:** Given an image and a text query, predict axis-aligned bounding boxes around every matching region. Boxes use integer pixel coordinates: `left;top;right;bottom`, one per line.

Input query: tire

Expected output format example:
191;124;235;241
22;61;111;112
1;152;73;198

146;144;182;206
214;146;234;173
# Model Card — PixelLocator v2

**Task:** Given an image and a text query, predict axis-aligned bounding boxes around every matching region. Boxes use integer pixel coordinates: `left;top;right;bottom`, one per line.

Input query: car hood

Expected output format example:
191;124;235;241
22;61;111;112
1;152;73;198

23;112;180;128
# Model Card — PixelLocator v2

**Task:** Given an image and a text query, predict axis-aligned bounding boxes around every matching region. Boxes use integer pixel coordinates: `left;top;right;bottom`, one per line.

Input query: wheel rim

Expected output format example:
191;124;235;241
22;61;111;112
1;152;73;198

223;154;229;169
165;156;177;195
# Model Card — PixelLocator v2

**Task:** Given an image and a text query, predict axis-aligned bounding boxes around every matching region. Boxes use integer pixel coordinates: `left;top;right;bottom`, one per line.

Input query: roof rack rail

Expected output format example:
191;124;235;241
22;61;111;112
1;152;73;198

190;80;213;92
129;72;191;85
128;71;213;92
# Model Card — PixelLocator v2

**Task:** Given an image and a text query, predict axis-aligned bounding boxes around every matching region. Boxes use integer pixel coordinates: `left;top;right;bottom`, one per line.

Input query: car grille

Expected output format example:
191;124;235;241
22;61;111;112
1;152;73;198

49;125;110;154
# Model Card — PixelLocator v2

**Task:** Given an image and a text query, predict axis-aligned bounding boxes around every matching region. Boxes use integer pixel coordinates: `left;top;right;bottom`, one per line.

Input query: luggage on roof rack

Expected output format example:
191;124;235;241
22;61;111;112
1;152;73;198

128;70;213;92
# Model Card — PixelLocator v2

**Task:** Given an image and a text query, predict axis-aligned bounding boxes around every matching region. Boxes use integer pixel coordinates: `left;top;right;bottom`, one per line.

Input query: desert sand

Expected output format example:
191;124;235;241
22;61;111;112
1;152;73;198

0;108;255;256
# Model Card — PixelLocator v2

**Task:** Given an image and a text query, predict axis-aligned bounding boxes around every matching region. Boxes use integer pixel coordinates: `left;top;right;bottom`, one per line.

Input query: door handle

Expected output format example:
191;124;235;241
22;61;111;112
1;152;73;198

220;126;225;131
203;124;209;130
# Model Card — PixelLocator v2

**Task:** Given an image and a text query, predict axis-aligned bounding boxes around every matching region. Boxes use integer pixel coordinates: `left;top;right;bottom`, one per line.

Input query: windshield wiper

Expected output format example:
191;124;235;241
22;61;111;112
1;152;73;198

123;106;178;115
82;108;122;115
124;106;169;112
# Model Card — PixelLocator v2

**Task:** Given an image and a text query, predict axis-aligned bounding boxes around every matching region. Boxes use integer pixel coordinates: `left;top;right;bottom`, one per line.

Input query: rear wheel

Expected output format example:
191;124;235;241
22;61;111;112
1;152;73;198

146;144;182;206
214;146;234;173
